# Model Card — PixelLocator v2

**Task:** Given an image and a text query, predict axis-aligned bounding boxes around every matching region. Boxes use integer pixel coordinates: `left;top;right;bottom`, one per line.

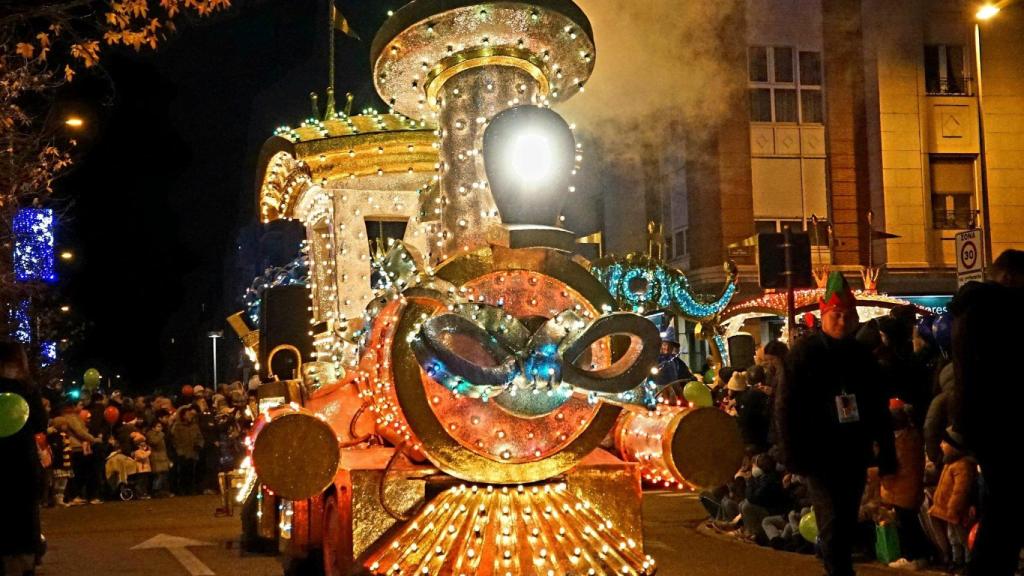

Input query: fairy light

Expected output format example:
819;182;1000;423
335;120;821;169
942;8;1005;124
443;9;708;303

13;208;57;284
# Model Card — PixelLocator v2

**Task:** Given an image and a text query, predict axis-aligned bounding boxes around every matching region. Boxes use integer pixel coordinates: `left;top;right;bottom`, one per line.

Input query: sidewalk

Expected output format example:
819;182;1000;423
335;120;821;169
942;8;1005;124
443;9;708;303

643;491;948;576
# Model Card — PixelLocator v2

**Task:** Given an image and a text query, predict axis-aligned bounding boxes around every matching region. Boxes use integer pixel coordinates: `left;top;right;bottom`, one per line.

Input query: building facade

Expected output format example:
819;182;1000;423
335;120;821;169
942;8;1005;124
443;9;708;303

636;0;1024;297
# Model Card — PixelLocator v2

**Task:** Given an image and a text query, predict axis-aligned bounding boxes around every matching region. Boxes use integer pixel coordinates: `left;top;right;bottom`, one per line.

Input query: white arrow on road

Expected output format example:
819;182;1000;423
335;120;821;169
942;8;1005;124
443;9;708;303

131;534;215;576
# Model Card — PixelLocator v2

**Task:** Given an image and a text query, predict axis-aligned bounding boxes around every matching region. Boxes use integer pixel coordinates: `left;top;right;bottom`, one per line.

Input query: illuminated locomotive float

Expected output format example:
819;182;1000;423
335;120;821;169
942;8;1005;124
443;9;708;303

236;1;744;574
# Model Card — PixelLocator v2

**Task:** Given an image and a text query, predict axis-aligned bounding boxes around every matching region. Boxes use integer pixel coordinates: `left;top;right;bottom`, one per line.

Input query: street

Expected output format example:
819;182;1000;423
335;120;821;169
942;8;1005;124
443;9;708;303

37;493;939;576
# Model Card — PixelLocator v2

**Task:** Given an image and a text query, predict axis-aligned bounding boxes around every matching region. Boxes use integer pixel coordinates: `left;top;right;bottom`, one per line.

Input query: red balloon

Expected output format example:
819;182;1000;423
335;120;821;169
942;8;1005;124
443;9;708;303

968;522;979;551
103;405;120;425
181;385;194;398
79;409;91;422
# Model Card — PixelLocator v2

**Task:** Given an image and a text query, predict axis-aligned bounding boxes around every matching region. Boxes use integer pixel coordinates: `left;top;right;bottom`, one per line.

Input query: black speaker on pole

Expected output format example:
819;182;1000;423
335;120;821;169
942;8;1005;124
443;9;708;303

727;334;757;371
258;285;315;381
757;232;814;289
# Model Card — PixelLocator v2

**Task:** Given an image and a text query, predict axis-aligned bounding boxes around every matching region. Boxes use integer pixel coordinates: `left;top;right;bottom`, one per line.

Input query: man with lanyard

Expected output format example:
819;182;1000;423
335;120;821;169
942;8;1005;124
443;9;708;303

776;272;896;576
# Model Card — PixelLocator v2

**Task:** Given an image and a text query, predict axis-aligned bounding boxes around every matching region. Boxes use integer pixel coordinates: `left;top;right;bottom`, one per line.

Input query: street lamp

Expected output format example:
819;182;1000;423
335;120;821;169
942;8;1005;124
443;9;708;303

64;116;84;129
974;3;1001;265
59;305;70;313
208;331;223;388
977;4;1000;19
60;250;74;261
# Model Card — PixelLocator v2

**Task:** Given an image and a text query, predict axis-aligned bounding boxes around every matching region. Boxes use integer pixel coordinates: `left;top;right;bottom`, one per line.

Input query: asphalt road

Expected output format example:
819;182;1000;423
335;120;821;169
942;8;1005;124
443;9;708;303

37;493;940;575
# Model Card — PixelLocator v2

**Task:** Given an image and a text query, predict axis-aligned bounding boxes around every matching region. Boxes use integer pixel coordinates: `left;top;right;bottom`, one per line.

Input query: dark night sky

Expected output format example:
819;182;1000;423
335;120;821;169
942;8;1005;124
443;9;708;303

58;0;406;389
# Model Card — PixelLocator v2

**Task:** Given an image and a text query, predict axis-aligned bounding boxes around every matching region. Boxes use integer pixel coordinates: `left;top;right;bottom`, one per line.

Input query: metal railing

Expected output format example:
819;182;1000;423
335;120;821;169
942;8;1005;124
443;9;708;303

926;75;974;97
932;208;978;230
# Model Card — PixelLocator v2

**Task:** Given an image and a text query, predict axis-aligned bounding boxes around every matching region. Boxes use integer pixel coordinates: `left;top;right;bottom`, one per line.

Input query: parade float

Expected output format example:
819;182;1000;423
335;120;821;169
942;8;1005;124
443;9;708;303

232;1;745;574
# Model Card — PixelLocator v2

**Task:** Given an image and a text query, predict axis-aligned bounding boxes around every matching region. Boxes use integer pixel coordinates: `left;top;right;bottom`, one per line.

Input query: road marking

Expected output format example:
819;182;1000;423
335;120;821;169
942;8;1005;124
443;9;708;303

131;534;215;576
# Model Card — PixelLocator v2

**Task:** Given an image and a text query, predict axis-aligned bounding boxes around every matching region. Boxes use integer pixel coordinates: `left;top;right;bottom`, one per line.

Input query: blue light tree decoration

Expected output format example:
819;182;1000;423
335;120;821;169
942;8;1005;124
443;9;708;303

40;341;58;367
10;300;32;343
13;208;57;284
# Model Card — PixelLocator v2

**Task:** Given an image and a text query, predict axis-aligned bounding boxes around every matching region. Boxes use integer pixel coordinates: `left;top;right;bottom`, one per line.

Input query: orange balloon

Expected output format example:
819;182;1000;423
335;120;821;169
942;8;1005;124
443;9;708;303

181;385;194;397
103;405;120;425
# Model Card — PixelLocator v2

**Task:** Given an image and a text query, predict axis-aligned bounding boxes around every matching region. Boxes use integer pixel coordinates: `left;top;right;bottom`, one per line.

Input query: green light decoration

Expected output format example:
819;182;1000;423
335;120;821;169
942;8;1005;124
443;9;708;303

590;255;738;321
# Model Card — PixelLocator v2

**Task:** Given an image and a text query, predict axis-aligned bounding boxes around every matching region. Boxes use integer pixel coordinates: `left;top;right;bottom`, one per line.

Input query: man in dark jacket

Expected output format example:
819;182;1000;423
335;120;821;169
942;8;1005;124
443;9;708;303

776;272;896;576
950;249;1024;576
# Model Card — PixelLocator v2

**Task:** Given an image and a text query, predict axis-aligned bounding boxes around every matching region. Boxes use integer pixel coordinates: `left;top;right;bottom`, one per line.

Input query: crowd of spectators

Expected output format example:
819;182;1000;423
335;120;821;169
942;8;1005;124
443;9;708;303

699;302;988;574
35;382;256;505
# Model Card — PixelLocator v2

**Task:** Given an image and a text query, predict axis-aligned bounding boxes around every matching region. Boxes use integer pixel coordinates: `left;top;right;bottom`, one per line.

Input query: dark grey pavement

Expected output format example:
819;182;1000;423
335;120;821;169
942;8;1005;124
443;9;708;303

37;493;941;575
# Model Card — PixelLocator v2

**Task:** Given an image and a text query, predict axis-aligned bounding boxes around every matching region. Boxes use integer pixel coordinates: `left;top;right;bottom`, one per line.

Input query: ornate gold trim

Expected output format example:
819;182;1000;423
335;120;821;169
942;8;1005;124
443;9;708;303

425;47;550;106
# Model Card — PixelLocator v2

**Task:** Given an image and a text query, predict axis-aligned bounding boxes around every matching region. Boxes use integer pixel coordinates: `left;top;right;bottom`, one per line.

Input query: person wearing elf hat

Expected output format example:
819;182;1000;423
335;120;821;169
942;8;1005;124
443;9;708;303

776;271;896;576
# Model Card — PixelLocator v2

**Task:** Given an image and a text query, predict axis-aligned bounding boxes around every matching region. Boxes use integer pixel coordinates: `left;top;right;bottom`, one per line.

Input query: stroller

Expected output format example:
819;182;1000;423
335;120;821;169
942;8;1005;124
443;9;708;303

104;450;141;501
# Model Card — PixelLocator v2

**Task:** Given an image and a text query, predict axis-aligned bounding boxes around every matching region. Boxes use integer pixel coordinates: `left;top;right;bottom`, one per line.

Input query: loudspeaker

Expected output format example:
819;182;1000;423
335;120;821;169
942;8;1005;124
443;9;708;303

758;232;813;289
727;334;757;371
259;285;314;380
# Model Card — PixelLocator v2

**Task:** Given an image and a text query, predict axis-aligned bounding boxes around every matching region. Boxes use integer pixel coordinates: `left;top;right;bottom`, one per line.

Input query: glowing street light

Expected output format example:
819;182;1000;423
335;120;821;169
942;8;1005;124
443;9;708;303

59;305;71;313
64;116;84;128
60;250;74;261
977;4;1000;20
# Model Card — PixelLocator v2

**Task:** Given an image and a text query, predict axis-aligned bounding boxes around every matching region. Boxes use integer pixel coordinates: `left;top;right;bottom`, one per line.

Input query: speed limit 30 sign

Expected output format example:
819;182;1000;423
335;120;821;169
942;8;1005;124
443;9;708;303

956;229;985;287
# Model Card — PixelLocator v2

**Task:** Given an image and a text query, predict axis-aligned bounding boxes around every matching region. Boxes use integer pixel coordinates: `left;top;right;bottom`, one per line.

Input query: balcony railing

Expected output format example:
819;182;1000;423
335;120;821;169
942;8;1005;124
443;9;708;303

926;75;974;97
933;208;978;230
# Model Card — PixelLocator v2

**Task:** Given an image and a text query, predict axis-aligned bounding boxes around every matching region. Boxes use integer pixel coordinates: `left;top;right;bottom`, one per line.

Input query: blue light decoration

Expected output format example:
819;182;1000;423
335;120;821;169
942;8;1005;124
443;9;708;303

590;255;738;321
10;300;31;343
13;208;57;284
40;340;57;367
242;255;309;326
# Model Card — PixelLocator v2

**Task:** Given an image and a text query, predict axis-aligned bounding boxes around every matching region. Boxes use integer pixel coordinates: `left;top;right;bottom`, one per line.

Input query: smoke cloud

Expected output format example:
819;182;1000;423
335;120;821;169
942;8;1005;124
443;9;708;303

559;0;745;137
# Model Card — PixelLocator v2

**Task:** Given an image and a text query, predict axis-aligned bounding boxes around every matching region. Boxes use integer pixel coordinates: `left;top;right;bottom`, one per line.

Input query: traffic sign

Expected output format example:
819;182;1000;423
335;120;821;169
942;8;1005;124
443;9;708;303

955;229;985;287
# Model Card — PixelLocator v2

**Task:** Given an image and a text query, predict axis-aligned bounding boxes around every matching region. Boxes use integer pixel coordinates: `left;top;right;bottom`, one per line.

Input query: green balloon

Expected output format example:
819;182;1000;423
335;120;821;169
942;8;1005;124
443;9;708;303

683;381;714;407
0;392;30;438
703;368;716;385
83;368;101;391
799;510;819;543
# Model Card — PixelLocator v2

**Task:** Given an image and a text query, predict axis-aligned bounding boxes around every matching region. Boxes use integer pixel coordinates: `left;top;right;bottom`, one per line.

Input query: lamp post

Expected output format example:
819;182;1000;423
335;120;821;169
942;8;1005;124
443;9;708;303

207;331;223;388
974;3;1000;265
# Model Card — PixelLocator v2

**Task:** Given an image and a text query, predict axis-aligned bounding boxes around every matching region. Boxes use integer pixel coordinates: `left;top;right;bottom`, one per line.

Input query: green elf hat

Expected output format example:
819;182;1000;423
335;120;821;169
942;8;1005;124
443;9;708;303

819;271;856;313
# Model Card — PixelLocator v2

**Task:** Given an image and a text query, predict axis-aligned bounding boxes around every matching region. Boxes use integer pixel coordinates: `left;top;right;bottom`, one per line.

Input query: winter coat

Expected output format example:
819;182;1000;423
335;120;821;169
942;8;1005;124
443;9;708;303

146;429;171;473
133;445;152;474
0;377;47;556
776;332;897;477
929;454;977;525
171;420;204;460
746;469;790;515
734;387;772;451
65;412;97;452
923;363;954;465
881;428;925;509
949;281;1024;460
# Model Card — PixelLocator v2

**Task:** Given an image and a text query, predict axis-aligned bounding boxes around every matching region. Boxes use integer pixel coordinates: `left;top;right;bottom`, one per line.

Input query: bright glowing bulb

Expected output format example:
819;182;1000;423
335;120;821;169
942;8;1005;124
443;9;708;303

507;131;554;185
65;116;84;128
977;4;1000;19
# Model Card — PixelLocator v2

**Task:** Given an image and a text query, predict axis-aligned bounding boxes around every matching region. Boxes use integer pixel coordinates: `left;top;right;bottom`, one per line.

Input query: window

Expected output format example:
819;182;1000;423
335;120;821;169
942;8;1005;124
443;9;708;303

749;88;772;122
925;45;968;95
749;46;769;82
673;229;687;258
807;218;831;247
364;219;409;288
799;51;822;85
749;46;823;124
930;157;975;229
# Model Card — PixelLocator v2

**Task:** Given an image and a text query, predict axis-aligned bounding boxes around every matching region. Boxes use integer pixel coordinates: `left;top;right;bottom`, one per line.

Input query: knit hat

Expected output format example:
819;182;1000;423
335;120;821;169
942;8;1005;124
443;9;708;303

192;385;205;396
888;398;906;411
820;272;856;313
943;426;967;452
727;371;749;392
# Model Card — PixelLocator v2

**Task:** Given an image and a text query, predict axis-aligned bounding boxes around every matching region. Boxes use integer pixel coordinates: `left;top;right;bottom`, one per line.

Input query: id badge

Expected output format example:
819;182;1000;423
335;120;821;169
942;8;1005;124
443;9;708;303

835;393;860;424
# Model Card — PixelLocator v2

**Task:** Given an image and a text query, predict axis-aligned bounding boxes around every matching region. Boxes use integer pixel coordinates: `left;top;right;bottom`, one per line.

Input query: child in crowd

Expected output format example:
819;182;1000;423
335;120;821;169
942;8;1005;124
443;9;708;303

47;417;75;506
131;431;152;500
881;399;930;569
928;428;977;571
